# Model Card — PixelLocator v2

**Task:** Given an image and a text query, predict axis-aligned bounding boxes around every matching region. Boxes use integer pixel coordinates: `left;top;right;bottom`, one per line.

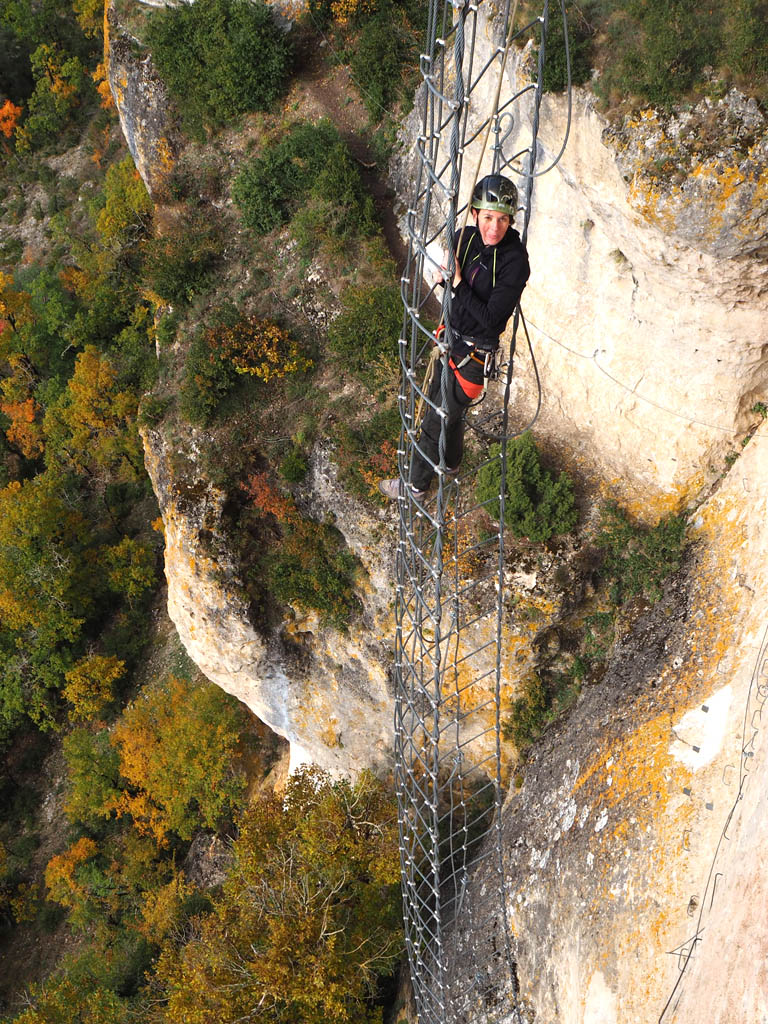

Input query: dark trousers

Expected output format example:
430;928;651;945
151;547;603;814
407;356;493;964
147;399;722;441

410;359;482;491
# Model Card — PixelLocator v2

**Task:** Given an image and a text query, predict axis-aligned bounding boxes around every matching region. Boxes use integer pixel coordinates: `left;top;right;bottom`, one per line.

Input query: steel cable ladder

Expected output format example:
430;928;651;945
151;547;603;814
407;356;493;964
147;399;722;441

393;2;571;1021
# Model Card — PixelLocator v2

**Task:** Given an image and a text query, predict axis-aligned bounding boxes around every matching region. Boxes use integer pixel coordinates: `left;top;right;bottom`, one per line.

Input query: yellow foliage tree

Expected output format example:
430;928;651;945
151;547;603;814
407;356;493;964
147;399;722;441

111;675;247;844
43;346;143;482
96;156;153;248
0;272;32;344
213;315;313;383
154;767;402;1024
63;654;125;722
101;536;156;606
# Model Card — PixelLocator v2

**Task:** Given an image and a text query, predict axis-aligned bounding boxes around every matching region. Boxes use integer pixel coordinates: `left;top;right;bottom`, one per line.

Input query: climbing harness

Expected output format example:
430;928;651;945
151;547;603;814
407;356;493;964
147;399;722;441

394;2;572;1024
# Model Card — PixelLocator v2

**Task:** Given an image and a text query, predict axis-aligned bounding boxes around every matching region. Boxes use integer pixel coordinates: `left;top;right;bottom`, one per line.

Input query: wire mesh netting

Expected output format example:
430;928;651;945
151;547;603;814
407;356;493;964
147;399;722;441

394;2;571;1022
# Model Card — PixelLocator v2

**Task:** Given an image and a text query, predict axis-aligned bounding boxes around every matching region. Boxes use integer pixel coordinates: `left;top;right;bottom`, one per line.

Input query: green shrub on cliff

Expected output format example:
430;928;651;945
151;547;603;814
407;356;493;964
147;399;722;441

476;433;579;543
146;0;292;136
232;119;376;246
595;503;687;604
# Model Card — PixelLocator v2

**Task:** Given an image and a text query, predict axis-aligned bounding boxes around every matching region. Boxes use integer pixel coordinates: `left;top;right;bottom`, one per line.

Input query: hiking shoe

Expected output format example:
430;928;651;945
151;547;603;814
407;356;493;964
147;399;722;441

378;478;428;501
378;478;402;500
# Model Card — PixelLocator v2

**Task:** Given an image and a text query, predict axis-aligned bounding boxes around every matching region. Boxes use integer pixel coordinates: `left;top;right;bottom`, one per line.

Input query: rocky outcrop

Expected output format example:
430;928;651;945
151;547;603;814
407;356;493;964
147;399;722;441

483;422;768;1023
141;426;395;778
105;0;182;196
390;35;768;515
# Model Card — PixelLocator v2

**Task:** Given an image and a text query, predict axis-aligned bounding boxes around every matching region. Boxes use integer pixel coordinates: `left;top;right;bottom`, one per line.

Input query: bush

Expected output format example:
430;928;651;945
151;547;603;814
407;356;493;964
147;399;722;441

232;119;376;246
328;282;401;381
245;473;360;628
350;4;418;118
537;2;594;93
145;0;292;136
179;311;313;426
475;432;579;542
595;502;687;604
215;315;313;382
142;208;223;305
723;0;768;81
503;671;547;750
280;446;309;482
179;320;239;427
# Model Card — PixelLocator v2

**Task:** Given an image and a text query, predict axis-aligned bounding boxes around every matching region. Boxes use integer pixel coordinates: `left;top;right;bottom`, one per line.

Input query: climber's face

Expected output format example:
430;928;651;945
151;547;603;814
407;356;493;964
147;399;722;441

472;208;510;247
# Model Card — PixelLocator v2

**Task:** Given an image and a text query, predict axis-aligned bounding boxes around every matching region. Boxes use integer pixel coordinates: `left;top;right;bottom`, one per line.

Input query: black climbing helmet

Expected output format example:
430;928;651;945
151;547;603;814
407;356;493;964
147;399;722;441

471;174;518;216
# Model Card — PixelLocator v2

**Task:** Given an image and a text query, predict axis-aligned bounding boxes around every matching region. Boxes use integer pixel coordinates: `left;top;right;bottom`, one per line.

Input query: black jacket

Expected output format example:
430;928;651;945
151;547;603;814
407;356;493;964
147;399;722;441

449;225;529;359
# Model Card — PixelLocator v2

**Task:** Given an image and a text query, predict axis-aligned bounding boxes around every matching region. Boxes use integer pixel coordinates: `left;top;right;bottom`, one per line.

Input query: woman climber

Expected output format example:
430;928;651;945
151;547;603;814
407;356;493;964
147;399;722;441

379;173;530;502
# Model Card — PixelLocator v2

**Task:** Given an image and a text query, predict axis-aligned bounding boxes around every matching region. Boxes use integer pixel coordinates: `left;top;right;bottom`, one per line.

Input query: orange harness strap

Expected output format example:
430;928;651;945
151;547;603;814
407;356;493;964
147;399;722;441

449;358;484;399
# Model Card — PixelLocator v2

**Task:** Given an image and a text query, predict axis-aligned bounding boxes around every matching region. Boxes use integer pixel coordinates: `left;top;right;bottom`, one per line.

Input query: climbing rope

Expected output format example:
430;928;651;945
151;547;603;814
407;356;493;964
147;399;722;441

394;2;571;1023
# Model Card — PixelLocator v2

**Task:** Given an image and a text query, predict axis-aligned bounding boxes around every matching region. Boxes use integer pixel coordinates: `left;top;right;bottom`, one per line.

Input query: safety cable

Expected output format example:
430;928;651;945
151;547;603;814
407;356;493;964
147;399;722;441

395;4;570;1023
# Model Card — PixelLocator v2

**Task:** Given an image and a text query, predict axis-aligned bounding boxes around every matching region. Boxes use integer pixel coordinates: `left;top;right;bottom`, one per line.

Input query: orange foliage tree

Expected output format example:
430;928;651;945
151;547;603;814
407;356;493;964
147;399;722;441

44;837;99;913
0;99;23;148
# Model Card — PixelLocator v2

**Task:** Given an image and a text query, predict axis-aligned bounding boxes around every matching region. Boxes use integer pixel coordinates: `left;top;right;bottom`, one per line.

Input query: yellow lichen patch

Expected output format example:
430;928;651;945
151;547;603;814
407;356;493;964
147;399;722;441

320;717;343;748
601;468;707;524
628;173;680;233
574;707;691;817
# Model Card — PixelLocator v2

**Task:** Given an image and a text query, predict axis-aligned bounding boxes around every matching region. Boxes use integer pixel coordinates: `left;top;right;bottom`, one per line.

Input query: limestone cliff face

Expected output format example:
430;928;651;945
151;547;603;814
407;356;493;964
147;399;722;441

141;426;395;777
476;422;768;1024
105;0;182;196
388;16;768;1023
390;32;768;514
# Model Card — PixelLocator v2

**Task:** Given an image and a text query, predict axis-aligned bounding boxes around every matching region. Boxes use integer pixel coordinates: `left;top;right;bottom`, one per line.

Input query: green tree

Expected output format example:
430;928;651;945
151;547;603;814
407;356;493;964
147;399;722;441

155;767;402;1024
15;43;89;151
145;0;291;135
62;726;121;827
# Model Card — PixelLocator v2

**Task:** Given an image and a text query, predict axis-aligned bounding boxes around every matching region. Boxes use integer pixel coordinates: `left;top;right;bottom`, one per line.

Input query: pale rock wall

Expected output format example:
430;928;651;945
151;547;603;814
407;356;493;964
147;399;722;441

106;0;182;196
492;421;768;1024
141;427;395;778
390;24;768;514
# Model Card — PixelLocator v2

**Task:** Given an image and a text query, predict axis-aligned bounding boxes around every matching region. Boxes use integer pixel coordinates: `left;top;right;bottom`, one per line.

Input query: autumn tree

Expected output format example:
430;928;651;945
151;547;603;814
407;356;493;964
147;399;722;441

111;675;248;844
0;270;32;341
0;474;105;728
62;726;121;827
96;156;153;252
14;43;89;152
100;537;156;607
0;476;96;637
0;98;23;149
43;346;144;483
10;972;131;1024
214;315;313;383
63;653;125;721
154;767;402;1024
